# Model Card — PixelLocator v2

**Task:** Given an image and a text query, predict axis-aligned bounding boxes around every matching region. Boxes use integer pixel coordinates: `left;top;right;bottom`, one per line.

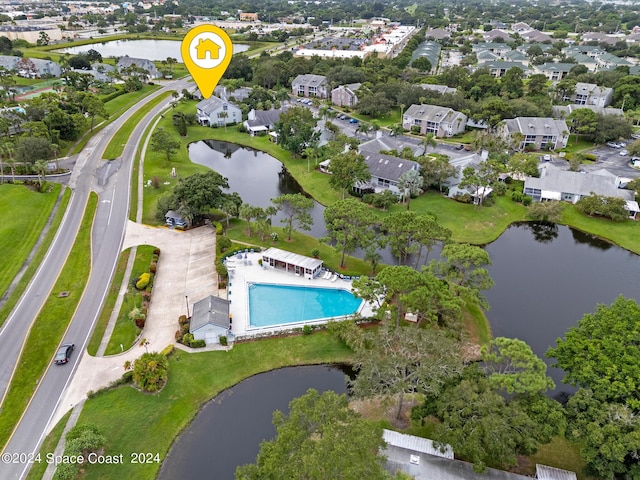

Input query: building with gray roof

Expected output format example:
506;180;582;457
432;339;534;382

411;41;440;74
353;151;420;197
331;83;361;107
523;164;636;216
478;60;526;78
116;56;161;79
403;104;467;137
382;429;546;480
498;117;569;150
533;63;576;81
244;106;289;135
564;82;613;107
189;295;231;344
292;74;328;98
196;96;242;127
552;104;623;118
536;464;578;480
420;84;458;96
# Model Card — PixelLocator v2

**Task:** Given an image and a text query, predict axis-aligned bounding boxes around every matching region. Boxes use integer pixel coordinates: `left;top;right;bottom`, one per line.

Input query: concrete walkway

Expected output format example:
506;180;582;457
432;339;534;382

51;222;217;429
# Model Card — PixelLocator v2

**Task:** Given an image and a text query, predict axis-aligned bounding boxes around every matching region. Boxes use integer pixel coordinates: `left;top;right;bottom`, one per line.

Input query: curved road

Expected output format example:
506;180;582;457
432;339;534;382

0;77;191;479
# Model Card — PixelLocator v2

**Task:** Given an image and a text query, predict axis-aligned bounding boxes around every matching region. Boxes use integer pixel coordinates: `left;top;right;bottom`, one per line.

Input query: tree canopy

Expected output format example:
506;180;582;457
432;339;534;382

548;296;640;409
236;389;390;480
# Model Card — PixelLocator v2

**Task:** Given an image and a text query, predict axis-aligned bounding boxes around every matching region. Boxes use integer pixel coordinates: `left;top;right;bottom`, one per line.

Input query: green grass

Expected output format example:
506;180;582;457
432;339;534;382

225;219;374;276
0;193;97;450
103;84;162;118
0;187;70;328
25;410;72;480
397;192;529;245
528;437;597;480
104;245;157;355
0;184;61;322
561;204;640;255
75;332;353;480
87;249;131;356
102;91;172;161
464;300;492;346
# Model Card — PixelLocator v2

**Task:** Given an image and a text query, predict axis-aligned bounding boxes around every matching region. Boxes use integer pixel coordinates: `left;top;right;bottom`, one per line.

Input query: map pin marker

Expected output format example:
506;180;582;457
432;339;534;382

181;25;233;99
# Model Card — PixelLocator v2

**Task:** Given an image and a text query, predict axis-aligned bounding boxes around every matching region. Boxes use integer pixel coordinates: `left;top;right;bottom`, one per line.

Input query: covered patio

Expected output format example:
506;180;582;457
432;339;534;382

261;247;323;280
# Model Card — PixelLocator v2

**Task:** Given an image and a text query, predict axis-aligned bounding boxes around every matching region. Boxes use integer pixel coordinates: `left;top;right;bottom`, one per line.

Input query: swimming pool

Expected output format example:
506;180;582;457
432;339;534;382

248;283;363;327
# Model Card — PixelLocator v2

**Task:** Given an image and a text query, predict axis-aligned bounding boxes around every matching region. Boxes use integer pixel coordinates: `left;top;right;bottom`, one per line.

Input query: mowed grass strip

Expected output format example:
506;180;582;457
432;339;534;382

105;245;157;355
0;187;70;328
0;184;61;311
0;193;97;450
103;90;172;161
77;332;353;480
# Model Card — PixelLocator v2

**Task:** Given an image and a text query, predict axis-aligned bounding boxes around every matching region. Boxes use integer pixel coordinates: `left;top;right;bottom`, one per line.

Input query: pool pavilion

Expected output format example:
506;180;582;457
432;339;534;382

261;247;323;279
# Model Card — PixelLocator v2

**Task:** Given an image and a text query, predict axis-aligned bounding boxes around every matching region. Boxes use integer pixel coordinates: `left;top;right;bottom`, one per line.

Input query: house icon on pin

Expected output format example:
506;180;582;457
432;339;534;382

195;38;221;60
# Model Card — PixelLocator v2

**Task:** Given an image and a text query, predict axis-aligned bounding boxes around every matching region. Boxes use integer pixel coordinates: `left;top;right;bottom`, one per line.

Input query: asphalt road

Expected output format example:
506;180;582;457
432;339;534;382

0;78;191;479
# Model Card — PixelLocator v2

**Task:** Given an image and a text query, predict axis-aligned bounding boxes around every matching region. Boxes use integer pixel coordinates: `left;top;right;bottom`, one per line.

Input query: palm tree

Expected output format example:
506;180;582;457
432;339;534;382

220;110;229;131
34;160;48;190
422;133;437;155
390;123;404;137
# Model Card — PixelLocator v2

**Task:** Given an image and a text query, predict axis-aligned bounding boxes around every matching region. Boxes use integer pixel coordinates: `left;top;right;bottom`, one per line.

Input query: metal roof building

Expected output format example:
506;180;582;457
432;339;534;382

261;248;323;279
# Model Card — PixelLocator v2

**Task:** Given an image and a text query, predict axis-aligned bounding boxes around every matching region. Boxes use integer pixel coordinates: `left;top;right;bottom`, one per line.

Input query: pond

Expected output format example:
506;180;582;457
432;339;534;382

484;222;640;399
58;39;249;62
189;139;329;238
157;365;350;480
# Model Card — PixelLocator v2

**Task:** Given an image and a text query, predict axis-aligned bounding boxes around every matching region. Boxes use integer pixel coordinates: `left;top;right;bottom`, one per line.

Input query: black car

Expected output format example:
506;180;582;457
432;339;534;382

54;344;75;365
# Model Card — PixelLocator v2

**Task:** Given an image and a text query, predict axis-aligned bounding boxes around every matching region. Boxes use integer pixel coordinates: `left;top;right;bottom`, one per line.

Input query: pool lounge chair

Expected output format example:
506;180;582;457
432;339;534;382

331;274;338;282
324;271;332;279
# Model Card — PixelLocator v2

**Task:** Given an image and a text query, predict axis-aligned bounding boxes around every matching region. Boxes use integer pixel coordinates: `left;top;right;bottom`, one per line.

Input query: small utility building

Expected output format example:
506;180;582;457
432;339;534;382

261;247;323;279
189;296;231;344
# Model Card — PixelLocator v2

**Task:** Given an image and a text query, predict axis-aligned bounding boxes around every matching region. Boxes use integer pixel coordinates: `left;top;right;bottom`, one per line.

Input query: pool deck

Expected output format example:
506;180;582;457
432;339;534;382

222;252;374;339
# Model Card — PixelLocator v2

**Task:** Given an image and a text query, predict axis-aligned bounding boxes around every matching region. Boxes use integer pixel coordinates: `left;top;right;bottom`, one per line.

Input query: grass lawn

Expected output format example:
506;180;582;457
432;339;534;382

0;193;97;450
102;90;171;160
395;192;529;245
104;245;157;355
103;84;162;119
225;219;373;276
75;332;353;480
0;187;70;328
0;183;61;321
561;205;640;255
528;437;597;480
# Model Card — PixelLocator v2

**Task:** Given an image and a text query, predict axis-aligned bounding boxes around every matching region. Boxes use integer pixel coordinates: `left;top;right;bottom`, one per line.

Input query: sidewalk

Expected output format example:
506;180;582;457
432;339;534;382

51;222;217;429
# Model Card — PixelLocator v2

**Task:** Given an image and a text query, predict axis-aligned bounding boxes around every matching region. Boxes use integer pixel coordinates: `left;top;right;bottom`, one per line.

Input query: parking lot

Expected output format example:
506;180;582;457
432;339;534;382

584;142;640;179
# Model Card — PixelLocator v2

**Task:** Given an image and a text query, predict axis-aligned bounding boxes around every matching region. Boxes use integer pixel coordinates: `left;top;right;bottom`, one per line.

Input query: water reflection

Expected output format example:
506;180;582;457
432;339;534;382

484;222;640;398
522;221;558;244
571;227;613;250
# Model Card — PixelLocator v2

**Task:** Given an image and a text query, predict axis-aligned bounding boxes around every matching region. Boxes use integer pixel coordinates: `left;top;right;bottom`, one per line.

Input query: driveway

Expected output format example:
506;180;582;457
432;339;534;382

50;222;217;428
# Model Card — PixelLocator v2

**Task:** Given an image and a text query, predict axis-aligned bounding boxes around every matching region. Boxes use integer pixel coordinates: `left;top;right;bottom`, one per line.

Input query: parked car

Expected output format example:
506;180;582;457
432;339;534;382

619;149;629;156
606;142;621;148
455;144;465;150
619;142;627;148
631;134;640;140
54;344;75;365
543;154;552;161
349;118;359;124
338;114;347;120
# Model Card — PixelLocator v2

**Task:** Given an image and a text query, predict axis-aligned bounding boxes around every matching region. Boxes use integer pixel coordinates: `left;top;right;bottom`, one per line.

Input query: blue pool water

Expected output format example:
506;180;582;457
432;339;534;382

248;283;363;327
